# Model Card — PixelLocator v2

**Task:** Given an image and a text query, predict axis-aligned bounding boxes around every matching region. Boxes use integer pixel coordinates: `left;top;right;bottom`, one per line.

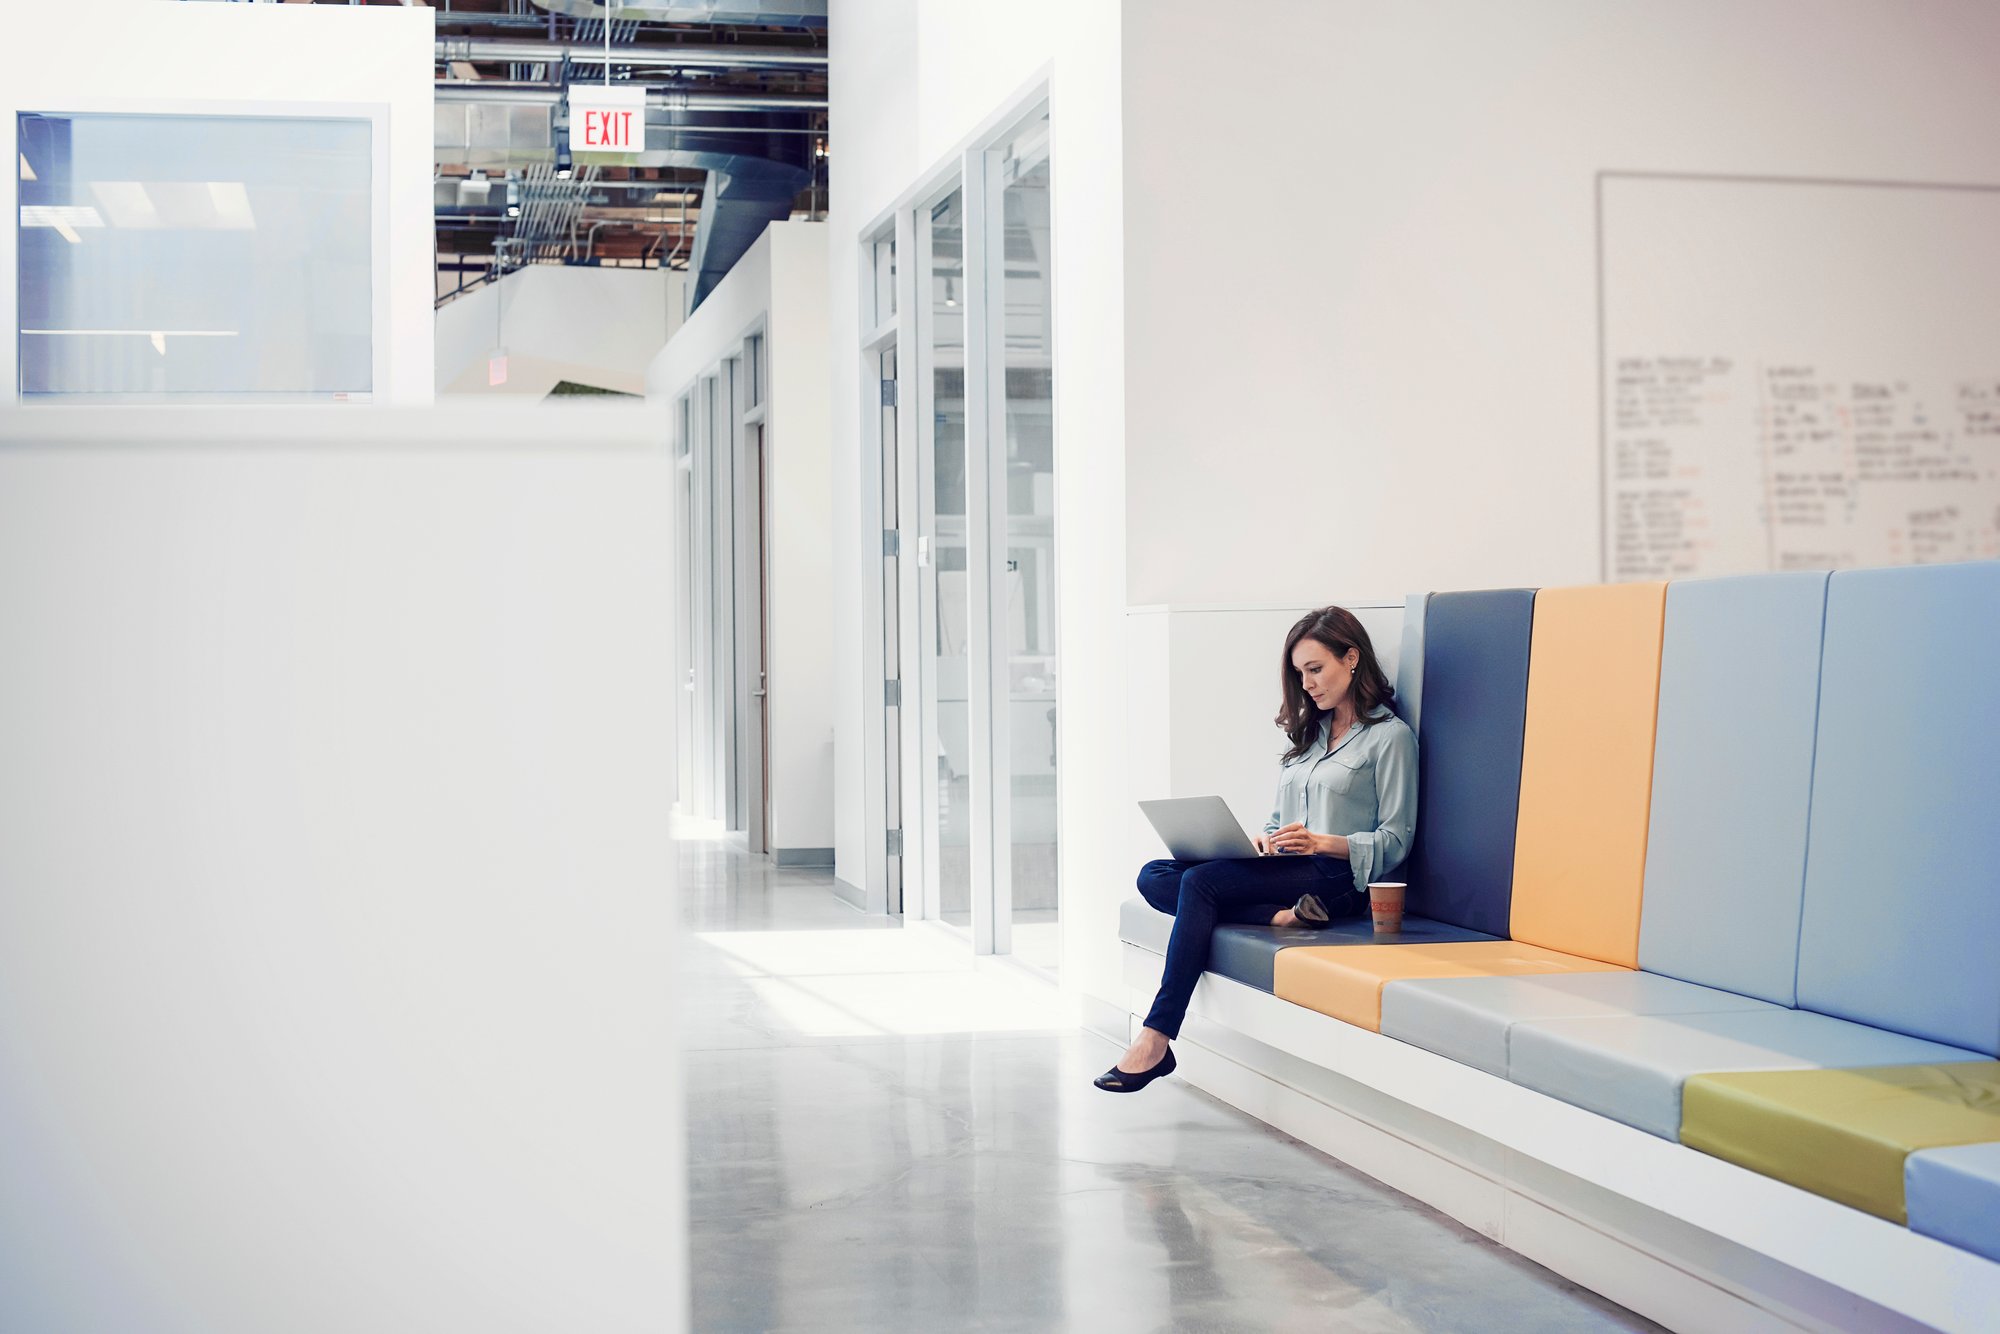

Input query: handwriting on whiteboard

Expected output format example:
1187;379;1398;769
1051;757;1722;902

1610;357;2000;579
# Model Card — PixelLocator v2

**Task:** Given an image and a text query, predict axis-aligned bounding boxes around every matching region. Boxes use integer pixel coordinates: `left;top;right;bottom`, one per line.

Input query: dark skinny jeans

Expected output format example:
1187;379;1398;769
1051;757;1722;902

1136;856;1368;1039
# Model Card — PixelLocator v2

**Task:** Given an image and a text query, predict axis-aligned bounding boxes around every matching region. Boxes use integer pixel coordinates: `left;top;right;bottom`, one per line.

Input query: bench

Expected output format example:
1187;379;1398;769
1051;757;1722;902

1119;564;2000;1331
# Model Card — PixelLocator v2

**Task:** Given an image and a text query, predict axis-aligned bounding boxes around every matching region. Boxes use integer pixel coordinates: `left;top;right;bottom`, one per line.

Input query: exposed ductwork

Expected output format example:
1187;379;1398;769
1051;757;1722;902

434;0;825;309
434;85;826;112
436;36;826;70
436;99;813;306
682;158;804;305
527;0;825;27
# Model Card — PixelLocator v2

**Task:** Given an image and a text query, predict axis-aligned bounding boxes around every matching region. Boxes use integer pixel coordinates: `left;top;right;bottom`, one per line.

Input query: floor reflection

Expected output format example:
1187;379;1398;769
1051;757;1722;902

682;837;1659;1333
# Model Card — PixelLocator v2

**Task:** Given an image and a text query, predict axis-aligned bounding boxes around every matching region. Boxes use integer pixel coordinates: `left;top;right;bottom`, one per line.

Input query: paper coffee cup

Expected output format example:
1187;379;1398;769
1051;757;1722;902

1368;881;1406;935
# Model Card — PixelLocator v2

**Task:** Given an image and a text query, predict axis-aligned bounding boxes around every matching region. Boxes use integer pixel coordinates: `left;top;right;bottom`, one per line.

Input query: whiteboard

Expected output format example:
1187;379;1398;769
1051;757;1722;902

1600;174;2000;580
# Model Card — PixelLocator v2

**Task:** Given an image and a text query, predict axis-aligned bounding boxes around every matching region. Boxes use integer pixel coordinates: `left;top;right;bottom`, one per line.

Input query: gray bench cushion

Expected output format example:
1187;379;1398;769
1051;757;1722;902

1507;1009;1985;1141
1380;972;1780;1079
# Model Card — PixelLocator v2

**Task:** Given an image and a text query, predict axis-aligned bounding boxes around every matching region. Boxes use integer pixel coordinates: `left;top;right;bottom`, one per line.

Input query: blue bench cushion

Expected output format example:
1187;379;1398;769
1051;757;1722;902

1117;897;1497;994
1907;1142;2000;1264
1637;572;1827;1005
1379;972;1780;1079
1401;588;1536;937
1507;1009;1984;1140
1796;561;2000;1054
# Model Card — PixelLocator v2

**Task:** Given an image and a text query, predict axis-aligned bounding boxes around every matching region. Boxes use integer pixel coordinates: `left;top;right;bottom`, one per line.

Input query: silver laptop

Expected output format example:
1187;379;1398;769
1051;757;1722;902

1139;796;1264;862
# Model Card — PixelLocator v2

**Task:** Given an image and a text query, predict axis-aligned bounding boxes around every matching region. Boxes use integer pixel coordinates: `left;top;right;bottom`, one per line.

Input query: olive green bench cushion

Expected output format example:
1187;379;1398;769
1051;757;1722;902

1680;1062;2000;1223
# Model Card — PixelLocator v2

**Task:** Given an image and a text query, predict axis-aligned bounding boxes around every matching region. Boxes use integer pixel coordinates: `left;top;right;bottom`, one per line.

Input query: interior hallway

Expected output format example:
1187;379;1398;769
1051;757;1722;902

681;839;1661;1332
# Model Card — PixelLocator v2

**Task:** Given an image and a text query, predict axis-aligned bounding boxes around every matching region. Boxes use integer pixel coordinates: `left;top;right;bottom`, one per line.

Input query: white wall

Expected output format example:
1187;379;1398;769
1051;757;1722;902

438;266;688;397
0;404;681;1332
831;0;2000;1021
1120;0;2000;604
826;0;916;899
765;226;837;854
0;0;435;403
647;222;834;854
827;1;1129;1000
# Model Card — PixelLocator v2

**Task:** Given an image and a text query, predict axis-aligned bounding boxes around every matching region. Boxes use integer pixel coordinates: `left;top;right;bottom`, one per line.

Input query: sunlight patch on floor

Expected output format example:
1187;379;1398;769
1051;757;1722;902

695;927;1074;1038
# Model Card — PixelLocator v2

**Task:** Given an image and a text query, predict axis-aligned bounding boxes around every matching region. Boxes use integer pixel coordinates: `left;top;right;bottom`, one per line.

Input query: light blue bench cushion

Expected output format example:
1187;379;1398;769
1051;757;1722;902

1907;1142;2000;1264
1120;897;1173;954
1380;972;1780;1079
1117;897;1496;994
1508;1009;1984;1140
1796;561;2000;1054
1401;588;1537;938
1637;572;1827;1005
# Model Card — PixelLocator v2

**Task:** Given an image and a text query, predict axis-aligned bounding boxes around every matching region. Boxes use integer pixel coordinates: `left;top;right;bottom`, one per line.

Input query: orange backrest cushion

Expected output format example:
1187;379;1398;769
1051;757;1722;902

1508;582;1666;966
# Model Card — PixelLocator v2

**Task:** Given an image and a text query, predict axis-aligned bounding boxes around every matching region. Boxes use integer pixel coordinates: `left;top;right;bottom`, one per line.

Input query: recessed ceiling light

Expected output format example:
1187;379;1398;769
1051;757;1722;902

19;205;104;242
207;182;256;230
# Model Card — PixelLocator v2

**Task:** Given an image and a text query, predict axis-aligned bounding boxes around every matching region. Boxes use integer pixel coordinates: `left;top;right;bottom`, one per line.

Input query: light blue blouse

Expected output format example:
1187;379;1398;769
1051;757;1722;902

1262;713;1418;896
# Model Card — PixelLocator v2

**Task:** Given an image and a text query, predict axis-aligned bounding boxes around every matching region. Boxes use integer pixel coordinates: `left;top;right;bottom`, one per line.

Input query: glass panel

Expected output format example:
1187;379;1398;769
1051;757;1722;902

17;111;372;400
1001;114;1058;974
926;188;971;929
880;344;903;912
675;396;696;820
870;231;897;327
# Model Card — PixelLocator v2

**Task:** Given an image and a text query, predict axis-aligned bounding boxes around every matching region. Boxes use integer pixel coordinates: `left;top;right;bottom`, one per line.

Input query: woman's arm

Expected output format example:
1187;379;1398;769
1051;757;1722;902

1341;726;1417;888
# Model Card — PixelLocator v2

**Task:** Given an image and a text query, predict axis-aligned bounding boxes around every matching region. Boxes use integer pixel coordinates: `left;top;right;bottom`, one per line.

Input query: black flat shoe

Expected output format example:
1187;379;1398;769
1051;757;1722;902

1293;892;1335;927
1093;1046;1176;1093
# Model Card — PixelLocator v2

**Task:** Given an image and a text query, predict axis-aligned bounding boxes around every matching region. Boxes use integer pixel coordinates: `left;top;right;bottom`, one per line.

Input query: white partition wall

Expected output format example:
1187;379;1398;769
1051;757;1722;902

0;405;682;1332
648;222;833;863
2;1;435;404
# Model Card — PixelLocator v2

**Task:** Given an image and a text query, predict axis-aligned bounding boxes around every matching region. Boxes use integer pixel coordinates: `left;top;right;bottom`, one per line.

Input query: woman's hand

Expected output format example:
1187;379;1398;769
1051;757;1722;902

1269;823;1342;857
1252;832;1273;856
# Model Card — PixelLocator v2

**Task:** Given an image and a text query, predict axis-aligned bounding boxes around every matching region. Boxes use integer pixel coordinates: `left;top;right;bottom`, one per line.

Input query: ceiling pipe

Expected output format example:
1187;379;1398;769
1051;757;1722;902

436;36;825;70
434;85;825;111
527;0;825;27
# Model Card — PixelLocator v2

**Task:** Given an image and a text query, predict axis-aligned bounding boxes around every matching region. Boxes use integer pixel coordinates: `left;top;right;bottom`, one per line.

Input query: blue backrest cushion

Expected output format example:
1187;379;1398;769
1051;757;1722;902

1795;561;2000;1054
1638;572;1828;1005
1403;588;1536;937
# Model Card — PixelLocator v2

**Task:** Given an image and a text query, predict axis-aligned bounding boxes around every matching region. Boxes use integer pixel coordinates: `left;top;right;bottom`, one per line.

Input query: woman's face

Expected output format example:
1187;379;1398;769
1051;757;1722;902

1293;637;1361;712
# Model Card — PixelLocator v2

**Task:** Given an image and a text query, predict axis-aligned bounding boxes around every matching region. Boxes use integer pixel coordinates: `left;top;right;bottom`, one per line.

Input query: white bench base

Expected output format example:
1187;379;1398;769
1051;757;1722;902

1119;943;2000;1334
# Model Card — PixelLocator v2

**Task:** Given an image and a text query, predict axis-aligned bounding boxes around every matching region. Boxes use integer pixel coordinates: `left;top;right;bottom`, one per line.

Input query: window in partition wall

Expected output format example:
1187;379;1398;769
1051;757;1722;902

16;111;373;400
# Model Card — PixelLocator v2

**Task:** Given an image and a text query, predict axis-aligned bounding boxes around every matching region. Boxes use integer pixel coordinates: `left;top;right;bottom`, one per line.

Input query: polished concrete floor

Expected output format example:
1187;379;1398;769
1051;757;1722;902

683;838;1661;1333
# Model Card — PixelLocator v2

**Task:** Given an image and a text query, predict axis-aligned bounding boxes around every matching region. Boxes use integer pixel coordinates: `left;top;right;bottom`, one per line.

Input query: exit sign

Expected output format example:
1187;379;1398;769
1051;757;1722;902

569;85;647;153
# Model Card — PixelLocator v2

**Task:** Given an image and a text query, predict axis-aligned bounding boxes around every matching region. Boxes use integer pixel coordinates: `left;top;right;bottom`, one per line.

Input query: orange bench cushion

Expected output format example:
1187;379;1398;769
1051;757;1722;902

1509;582;1667;967
1273;941;1629;1031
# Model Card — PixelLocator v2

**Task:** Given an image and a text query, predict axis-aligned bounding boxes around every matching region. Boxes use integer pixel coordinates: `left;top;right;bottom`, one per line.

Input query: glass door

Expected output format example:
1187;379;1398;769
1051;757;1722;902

883;97;1057;965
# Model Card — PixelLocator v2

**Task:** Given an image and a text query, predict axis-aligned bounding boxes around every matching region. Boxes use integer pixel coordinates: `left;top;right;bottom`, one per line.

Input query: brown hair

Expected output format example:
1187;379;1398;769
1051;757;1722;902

1276;606;1396;763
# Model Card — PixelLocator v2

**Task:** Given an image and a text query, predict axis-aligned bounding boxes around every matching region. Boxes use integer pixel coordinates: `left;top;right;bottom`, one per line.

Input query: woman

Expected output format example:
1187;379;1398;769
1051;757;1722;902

1095;605;1417;1093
